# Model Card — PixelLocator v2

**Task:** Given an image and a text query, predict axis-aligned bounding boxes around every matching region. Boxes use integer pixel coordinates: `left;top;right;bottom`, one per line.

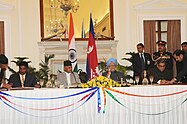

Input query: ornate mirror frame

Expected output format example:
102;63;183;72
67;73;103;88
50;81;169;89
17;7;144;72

39;0;114;41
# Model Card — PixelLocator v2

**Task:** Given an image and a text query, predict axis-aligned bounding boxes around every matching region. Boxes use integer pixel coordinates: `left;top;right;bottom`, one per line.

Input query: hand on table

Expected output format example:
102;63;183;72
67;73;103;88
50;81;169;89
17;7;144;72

160;80;173;85
34;84;41;88
2;83;12;89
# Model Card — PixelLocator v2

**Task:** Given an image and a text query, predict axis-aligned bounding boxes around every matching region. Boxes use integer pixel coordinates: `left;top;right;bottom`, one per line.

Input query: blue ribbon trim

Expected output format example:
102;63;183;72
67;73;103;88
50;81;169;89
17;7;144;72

0;87;97;100
0;88;99;118
97;88;101;113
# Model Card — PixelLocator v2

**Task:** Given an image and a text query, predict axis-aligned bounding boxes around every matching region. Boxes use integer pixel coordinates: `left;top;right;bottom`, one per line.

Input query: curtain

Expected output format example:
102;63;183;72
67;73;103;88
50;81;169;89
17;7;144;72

167;20;181;52
167;20;181;77
143;20;156;55
0;21;5;54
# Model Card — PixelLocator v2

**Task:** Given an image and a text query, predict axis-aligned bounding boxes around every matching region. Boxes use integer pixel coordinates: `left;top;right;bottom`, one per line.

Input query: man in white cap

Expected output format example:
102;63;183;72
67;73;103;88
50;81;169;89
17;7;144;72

57;60;81;88
102;58;126;82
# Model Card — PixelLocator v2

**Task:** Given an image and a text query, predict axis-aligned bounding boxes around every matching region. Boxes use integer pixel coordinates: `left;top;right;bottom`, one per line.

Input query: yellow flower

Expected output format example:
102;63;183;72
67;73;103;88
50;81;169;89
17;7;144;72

93;80;97;87
84;76;119;88
97;82;101;87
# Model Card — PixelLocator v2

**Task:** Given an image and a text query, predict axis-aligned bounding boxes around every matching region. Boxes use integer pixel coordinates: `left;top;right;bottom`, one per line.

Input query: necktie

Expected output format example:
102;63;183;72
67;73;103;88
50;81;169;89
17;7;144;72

21;75;25;88
140;53;145;70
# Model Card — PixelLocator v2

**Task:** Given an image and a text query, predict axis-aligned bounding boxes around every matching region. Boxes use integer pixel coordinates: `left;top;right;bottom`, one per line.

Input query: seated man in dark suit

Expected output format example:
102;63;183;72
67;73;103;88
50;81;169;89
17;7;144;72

149;59;172;84
8;61;40;88
0;54;11;89
102;58;126;83
132;43;153;83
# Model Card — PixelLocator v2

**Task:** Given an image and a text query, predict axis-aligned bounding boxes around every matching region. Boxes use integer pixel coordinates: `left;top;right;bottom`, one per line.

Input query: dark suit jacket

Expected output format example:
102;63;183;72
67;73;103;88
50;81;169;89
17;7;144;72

102;71;126;82
8;72;37;88
176;55;187;83
149;67;172;83
176;53;187;83
132;52;153;77
0;69;4;83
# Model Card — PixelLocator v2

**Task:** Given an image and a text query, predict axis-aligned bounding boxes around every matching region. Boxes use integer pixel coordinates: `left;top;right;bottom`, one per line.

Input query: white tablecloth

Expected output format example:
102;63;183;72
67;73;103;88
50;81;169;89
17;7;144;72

0;85;187;124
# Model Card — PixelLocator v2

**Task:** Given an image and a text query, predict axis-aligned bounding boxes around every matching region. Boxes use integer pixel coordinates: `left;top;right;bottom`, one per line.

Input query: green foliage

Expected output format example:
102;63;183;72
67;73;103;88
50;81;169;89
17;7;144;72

11;57;31;66
36;54;55;87
98;59;107;74
121;52;136;80
121;52;135;64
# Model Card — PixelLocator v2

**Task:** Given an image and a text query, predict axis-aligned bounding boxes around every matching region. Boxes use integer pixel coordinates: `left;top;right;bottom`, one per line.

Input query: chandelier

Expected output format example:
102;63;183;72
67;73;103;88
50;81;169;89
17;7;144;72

45;0;79;39
59;0;79;17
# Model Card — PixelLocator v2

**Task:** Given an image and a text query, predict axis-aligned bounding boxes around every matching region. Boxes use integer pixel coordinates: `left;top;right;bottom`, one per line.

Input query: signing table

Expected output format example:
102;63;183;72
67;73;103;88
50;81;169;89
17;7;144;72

0;85;187;124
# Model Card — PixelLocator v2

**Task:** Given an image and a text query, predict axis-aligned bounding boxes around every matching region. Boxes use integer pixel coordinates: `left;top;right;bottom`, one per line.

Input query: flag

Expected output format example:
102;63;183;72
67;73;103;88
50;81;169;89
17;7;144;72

86;13;99;80
68;13;78;72
81;19;86;38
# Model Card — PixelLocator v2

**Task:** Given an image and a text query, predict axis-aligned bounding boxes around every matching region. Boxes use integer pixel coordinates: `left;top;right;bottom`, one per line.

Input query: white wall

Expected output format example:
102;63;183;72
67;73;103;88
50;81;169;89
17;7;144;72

0;0;40;72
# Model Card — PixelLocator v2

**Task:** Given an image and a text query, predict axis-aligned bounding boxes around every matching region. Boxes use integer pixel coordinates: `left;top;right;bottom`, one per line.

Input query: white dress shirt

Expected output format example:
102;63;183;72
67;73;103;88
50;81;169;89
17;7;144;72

65;72;71;86
139;52;145;62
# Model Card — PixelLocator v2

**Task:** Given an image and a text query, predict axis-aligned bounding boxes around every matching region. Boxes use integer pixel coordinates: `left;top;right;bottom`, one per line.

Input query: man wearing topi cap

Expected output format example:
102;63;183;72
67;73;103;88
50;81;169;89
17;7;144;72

0;54;11;89
56;60;81;88
102;58;126;83
153;40;173;74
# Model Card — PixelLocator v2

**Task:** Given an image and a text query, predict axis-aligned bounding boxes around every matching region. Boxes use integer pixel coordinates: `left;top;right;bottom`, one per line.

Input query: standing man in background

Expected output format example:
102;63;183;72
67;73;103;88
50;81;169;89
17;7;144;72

176;42;187;83
132;43;153;83
170;50;187;84
153;41;173;75
181;42;187;54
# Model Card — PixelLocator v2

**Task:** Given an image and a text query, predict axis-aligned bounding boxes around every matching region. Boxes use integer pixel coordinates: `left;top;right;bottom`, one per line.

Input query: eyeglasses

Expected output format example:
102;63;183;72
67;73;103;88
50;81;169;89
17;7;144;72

158;65;166;67
109;64;116;67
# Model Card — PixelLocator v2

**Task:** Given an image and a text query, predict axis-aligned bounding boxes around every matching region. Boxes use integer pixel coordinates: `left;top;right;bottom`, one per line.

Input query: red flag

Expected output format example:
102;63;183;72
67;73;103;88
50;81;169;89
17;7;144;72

86;13;99;80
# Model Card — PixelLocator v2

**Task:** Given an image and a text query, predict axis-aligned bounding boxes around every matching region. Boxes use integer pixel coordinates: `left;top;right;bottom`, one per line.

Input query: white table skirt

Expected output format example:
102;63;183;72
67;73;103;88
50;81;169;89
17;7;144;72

0;85;187;124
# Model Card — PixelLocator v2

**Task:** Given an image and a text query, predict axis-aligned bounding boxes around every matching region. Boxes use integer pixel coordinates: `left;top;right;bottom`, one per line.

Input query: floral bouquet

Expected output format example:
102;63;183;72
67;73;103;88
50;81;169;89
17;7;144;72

81;76;122;88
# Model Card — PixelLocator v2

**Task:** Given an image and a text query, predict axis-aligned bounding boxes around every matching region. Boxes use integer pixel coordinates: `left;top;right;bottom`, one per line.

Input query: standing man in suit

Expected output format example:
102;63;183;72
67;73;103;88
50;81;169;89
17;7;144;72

102;58;126;82
0;54;11;89
170;50;187;84
57;60;81;88
153;41;173;74
132;43;153;83
8;61;40;88
181;42;187;53
176;42;187;83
